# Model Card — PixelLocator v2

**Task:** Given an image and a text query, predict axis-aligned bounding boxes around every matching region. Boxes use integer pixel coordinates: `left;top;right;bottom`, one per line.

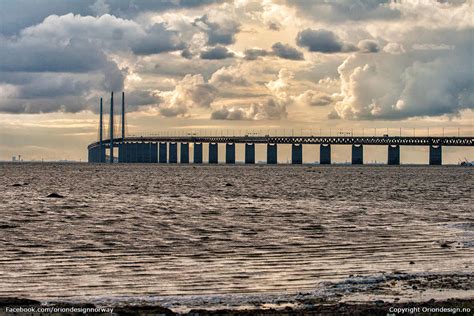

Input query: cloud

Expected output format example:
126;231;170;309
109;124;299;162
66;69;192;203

265;68;294;99
383;42;405;54
0;38;109;73
200;46;235;59
209;65;250;87
243;48;269;60
211;98;287;120
131;23;185;55
279;0;400;22
295;90;334;107
0;0;225;35
267;21;281;31
125;90;162;110
16;13;185;56
193;13;240;45
211;68;295;120
332;29;474;120
357;39;380;53
0;36;125;114
0;0;92;35
157;74;217;117
271;42;304;60
180;48;193;59
296;29;357;53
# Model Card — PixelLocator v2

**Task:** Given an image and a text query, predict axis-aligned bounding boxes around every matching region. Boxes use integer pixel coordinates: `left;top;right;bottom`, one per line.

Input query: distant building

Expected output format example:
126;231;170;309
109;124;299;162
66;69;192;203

12;156;16;162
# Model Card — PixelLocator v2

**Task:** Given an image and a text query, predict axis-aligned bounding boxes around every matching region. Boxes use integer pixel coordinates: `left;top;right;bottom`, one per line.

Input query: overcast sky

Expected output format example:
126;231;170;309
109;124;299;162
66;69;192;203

0;0;473;162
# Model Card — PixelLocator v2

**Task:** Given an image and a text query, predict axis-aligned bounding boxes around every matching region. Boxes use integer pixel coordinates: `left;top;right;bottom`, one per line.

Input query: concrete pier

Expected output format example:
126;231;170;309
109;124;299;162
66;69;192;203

88;146;105;163
267;143;277;164
245;143;255;164
137;143;145;162
150;143;158;163
194;143;203;163
388;145;400;165
209;143;218;164
320;144;331;165
144;143;153;163
124;143;132;162
226;143;235;164
169;143;178;163
159;142;167;163
352;144;363;165
292;144;302;164
99;146;106;163
180;143;189;163
429;145;442;165
119;143;157;163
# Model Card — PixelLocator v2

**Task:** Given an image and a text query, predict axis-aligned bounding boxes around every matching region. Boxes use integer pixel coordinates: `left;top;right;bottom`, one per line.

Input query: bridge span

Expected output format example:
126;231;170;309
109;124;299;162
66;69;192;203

88;135;473;165
87;92;473;165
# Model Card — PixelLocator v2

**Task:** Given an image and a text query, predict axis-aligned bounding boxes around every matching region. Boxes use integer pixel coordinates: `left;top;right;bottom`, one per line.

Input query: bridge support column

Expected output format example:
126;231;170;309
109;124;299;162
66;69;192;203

388;145;400;165
169;143;177;163
88;147;97;163
226;143;235;164
137;143;145;163
143;143;152;163
320;144;331;165
267;143;277;164
209;143;218;164
352;144;363;165
245;143;255;164
118;143;124;163
194;143;203;164
99;145;106;163
128;143;137;163
151;143;158;163
180;143;189;163
159;142;167;163
96;146;104;163
292;144;303;164
429;145;442;165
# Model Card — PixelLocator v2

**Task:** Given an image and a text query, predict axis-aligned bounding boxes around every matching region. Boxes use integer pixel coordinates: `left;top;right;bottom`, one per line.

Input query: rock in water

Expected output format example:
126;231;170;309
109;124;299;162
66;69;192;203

47;193;64;198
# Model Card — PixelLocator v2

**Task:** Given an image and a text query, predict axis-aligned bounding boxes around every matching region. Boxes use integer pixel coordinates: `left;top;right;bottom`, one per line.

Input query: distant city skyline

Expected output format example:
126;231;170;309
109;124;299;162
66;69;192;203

0;0;473;162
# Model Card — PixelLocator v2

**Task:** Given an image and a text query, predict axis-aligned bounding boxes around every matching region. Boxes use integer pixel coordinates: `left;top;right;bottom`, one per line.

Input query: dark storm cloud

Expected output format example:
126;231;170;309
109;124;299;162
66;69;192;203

271;43;304;60
279;0;400;22
296;29;357;53
193;14;240;45
200;46;235;60
131;23;185;55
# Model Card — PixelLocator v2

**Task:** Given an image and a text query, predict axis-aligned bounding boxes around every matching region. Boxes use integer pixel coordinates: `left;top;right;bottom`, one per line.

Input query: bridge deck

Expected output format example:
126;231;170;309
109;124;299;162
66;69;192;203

88;136;474;149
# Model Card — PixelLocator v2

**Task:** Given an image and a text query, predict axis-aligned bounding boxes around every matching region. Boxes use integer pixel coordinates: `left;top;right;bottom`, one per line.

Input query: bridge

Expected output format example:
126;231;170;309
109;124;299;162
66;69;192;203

88;92;474;165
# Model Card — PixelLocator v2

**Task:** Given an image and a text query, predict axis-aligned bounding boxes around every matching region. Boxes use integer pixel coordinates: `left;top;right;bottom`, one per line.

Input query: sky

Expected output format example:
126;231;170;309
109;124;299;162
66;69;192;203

0;0;473;163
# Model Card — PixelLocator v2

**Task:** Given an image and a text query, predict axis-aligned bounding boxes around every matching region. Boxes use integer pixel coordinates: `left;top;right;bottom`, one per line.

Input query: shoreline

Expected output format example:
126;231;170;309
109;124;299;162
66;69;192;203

2;272;472;315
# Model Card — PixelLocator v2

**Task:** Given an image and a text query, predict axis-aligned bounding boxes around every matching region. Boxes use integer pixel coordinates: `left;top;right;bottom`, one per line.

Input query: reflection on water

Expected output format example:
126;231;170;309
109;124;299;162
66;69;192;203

0;163;472;303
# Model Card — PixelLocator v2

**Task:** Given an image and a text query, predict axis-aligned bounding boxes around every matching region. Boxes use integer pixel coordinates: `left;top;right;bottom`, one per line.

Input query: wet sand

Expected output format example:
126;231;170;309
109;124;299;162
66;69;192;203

0;163;472;314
